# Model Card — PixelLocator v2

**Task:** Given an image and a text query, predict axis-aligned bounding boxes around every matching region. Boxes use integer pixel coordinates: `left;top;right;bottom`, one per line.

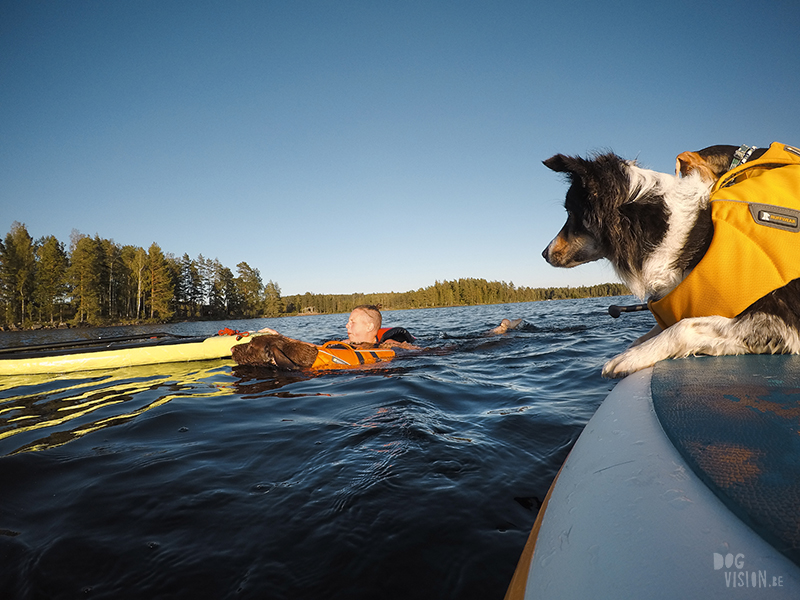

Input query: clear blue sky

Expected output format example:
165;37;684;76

3;1;799;296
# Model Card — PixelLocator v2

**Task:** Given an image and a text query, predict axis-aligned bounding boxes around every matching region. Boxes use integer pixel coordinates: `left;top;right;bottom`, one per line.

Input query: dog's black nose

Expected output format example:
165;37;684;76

541;247;550;262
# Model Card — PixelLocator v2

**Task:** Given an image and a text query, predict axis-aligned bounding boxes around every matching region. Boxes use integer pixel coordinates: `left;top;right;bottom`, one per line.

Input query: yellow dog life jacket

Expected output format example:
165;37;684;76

649;142;800;329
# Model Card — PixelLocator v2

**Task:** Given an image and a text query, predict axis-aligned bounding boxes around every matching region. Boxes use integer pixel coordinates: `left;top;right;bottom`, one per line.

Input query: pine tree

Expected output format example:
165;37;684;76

263;280;283;317
119;245;146;319
0;222;37;324
235;261;264;318
98;238;122;320
177;254;199;318
34;235;68;323
184;255;203;317
147;243;174;321
133;247;147;319
68;234;103;324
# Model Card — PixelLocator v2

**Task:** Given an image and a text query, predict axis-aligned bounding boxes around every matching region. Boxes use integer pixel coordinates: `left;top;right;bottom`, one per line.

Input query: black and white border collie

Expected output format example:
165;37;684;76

541;150;800;378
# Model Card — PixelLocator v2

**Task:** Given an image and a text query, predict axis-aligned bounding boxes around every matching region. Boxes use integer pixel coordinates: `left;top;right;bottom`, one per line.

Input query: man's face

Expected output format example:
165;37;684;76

346;309;375;343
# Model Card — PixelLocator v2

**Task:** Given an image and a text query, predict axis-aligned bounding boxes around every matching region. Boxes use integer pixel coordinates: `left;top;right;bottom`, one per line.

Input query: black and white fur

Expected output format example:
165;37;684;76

541;151;800;378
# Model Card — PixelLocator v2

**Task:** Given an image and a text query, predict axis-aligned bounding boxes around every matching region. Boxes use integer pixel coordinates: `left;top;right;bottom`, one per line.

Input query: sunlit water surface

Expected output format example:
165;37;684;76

0;297;652;599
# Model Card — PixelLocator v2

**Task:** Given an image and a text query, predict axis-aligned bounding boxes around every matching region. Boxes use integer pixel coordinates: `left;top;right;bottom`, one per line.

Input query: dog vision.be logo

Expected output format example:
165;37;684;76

713;552;784;589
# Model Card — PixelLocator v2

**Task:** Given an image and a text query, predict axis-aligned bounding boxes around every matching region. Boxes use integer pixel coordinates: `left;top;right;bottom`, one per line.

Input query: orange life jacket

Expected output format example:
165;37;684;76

310;341;396;369
649;142;800;329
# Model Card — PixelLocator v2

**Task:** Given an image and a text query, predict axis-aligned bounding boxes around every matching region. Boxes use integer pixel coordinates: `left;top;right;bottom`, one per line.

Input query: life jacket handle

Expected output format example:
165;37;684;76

607;303;649;318
376;327;416;344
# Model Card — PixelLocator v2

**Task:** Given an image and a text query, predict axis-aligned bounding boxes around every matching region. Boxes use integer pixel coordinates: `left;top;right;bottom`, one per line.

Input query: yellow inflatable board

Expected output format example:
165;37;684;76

0;334;252;376
0;334;400;376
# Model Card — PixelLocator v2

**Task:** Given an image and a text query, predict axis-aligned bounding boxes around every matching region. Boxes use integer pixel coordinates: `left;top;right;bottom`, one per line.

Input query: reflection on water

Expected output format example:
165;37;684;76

0;358;421;457
0;361;239;455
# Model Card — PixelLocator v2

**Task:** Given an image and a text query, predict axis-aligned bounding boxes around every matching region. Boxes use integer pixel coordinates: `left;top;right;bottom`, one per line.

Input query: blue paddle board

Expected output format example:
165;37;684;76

506;355;800;599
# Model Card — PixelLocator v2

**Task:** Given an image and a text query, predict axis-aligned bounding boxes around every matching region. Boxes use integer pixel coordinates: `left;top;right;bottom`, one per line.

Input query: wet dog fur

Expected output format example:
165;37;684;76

231;335;319;370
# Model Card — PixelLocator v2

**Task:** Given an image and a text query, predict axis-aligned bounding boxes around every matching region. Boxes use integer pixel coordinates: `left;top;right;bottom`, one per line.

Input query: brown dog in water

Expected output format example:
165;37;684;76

231;335;319;370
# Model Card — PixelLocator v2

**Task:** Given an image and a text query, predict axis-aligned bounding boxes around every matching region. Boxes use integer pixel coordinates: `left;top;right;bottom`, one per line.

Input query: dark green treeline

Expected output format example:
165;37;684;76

0;222;628;328
282;280;629;315
0;222;280;327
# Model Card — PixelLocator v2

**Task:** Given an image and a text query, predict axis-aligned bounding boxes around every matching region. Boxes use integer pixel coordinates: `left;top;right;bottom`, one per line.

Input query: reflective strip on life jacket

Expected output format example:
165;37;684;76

649;142;800;329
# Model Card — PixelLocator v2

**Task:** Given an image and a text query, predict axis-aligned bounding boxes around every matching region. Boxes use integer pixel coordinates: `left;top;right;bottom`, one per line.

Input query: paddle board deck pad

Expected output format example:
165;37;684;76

0;332;253;375
506;355;800;599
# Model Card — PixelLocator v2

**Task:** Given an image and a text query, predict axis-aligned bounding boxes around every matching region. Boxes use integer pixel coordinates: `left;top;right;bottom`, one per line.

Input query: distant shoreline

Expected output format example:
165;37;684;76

1;288;632;333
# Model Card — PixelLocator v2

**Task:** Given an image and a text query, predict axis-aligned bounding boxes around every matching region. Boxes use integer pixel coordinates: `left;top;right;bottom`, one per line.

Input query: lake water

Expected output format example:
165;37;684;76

0;296;653;599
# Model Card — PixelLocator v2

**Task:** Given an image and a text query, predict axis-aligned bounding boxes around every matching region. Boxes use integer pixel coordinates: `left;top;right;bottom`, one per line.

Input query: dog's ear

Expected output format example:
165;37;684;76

544;152;622;180
543;154;594;192
676;151;701;177
543;154;582;174
675;150;720;182
274;338;318;368
270;346;301;370
545;153;630;204
677;145;743;182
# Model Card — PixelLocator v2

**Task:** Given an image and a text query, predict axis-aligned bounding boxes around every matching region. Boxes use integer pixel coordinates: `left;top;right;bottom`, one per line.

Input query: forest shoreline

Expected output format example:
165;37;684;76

2;220;629;333
0;289;632;334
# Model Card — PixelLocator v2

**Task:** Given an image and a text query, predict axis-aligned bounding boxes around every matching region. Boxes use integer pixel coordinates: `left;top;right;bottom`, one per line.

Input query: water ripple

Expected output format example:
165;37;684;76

0;297;651;599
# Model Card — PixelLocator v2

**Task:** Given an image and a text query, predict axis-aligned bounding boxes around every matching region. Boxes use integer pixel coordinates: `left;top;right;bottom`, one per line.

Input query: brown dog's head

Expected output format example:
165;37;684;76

231;335;318;370
675;145;766;182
